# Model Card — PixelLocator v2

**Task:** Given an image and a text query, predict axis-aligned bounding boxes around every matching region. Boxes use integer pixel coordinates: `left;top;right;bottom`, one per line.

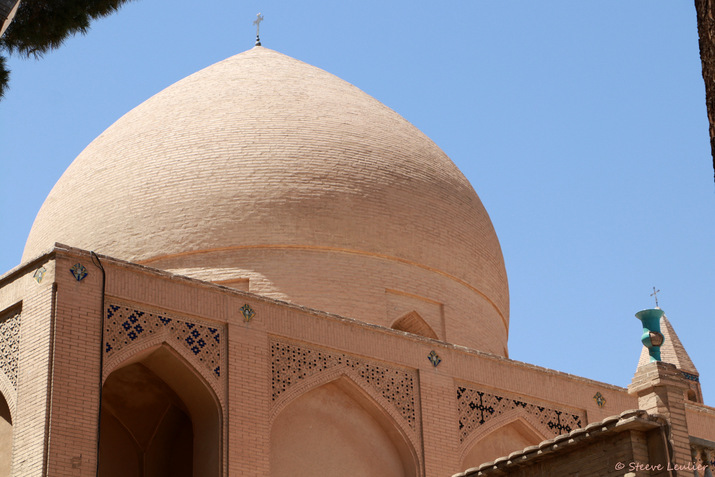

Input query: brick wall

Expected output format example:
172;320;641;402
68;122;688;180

0;247;669;476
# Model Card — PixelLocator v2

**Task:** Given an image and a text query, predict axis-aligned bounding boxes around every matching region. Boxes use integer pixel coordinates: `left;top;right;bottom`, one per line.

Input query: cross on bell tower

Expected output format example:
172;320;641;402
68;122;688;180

650;286;661;308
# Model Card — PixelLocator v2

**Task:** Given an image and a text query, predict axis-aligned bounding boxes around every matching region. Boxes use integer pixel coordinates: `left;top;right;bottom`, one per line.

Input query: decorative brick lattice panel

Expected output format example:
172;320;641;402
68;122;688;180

457;385;585;442
105;304;222;379
0;313;20;388
271;339;417;429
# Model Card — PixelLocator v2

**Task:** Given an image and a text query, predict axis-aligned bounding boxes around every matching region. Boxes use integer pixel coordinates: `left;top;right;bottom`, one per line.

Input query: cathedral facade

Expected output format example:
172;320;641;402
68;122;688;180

0;47;713;476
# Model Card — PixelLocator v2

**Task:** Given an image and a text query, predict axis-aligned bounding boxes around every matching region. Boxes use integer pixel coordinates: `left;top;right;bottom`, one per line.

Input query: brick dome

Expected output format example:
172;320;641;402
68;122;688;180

23;47;510;354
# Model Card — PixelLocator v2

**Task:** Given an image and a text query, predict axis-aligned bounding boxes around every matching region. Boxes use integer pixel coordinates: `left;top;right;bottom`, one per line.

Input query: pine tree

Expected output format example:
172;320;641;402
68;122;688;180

0;0;134;98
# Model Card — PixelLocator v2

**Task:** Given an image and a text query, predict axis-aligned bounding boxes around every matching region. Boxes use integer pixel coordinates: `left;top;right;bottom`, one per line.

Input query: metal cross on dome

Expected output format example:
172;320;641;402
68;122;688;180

650;286;661;308
253;13;264;46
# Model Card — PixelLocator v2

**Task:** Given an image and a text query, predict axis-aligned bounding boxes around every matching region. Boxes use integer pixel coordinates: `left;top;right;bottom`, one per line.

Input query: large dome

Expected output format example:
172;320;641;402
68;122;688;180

23;47;510;355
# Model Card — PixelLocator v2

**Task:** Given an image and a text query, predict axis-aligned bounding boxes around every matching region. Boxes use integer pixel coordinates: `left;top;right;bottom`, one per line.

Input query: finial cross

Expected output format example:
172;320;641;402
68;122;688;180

650;286;661;308
253;13;264;46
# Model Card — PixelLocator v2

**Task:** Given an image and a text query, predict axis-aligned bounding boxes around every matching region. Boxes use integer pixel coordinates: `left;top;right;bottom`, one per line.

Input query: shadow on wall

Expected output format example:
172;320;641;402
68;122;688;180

98;345;221;477
0;393;11;477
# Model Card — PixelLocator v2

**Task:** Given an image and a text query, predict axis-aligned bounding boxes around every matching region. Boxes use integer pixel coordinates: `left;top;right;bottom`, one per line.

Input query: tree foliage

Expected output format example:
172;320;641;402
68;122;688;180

0;0;133;98
0;55;9;97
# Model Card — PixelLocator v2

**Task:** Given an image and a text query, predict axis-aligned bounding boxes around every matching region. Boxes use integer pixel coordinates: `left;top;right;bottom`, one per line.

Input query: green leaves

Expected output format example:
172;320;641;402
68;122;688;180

0;55;8;99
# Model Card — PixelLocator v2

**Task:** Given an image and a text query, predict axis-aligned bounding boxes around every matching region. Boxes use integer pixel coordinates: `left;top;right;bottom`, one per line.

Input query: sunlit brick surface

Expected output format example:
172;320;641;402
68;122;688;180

23;47;508;353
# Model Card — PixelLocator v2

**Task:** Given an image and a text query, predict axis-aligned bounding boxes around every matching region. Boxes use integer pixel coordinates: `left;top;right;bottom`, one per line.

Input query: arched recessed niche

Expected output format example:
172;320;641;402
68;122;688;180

98;345;221;477
271;376;418;477
0;391;12;477
462;418;544;470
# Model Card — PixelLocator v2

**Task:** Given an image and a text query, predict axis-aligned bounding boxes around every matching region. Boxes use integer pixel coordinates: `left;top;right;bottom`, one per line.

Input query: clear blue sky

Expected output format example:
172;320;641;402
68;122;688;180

2;1;713;404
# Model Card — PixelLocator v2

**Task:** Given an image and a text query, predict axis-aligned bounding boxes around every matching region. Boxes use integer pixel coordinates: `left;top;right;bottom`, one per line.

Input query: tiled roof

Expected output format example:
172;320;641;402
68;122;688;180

452;409;663;477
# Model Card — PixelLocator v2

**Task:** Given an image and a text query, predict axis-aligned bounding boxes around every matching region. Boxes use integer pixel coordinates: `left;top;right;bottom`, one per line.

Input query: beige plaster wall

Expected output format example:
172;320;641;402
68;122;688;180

270;381;414;477
461;419;544;469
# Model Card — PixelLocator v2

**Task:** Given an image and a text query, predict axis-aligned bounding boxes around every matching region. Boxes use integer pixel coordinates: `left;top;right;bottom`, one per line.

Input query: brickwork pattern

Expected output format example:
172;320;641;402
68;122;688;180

636;314;698;373
0;312;20;388
41;255;107;476
1;250;651;476
420;372;462;476
104;302;224;384
271;338;418;430
686;402;715;442
157;247;508;355
457;385;585;443
22;46;510;355
630;361;693;467
11;276;55;476
228;325;271;475
458;428;654;477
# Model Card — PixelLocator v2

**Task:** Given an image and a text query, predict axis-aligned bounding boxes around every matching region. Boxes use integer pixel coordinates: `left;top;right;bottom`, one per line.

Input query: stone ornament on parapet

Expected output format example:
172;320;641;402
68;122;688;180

69;262;87;281
593;392;606;408
241;303;255;323
427;350;441;367
32;266;46;284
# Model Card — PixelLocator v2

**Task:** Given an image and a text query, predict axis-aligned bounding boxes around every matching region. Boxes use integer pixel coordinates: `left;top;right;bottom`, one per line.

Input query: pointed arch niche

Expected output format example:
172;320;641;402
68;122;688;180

270;375;419;477
98;344;221;477
391;311;439;340
0;390;11;477
461;417;545;470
